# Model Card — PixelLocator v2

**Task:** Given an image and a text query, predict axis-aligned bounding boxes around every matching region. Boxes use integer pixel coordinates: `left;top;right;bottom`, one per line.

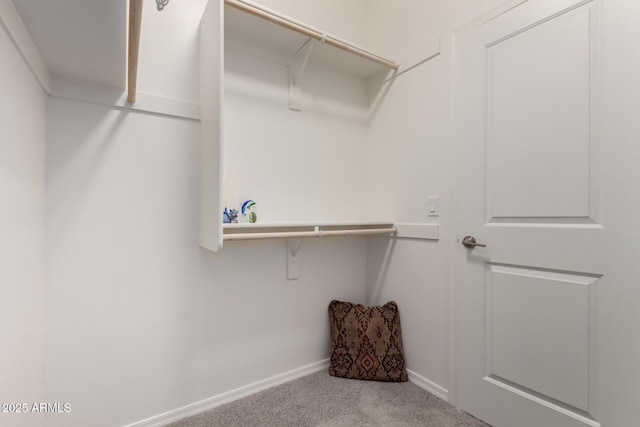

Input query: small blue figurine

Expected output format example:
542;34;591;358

240;200;257;223
223;207;239;223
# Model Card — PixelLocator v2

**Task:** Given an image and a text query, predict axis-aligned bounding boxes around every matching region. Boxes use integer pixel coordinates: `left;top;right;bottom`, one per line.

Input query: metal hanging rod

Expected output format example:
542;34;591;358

223;227;398;242
126;0;143;106
224;0;399;70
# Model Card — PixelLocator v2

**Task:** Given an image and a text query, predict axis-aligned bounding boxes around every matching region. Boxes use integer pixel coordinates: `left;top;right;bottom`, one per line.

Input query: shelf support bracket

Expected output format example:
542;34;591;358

287;239;304;280
289;39;315;112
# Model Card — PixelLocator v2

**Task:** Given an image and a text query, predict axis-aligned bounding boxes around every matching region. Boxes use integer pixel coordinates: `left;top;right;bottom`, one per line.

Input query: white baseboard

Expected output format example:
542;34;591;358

125;359;330;427
407;369;449;402
126;362;447;427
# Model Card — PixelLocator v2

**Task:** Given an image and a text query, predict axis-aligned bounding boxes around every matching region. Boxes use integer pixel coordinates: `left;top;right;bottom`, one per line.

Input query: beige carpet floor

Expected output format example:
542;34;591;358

167;371;491;427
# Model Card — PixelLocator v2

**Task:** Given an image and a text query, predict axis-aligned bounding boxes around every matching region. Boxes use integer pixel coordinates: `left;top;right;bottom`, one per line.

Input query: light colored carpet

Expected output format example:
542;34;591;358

167;371;490;427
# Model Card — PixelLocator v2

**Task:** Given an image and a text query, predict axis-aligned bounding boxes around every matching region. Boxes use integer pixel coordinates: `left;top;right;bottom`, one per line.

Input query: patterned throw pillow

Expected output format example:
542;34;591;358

328;300;408;382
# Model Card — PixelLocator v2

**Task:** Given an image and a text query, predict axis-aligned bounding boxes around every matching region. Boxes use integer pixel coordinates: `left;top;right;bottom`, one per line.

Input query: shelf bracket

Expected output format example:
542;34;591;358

289;39;315;112
287;239;304;280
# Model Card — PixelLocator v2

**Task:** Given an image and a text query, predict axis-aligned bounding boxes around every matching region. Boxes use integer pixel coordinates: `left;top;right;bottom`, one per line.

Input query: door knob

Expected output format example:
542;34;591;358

462;235;486;249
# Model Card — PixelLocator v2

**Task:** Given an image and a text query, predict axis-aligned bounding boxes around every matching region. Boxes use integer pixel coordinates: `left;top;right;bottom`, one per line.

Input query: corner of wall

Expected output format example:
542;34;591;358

0;0;51;93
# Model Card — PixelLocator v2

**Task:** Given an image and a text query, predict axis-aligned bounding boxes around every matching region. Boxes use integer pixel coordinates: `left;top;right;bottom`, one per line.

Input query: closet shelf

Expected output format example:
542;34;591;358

224;0;399;80
223;222;397;241
199;0;401;252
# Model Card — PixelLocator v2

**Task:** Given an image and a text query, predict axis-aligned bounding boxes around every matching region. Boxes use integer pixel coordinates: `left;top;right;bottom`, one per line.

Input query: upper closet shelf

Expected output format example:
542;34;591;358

224;0;399;82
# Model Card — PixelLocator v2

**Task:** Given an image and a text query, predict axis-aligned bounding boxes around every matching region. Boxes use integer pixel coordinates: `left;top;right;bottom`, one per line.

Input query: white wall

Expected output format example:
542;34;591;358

44;96;368;427
222;0;371;222
138;0;208;105
224;48;369;222
250;0;368;47
43;2;373;426
0;8;46;427
365;0;517;397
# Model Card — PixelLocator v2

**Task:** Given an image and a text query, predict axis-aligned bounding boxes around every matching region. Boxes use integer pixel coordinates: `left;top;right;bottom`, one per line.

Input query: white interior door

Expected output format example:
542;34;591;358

456;1;604;426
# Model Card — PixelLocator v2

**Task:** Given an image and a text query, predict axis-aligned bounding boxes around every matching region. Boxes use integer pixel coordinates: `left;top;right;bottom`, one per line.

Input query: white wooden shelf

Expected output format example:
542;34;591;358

199;0;403;253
